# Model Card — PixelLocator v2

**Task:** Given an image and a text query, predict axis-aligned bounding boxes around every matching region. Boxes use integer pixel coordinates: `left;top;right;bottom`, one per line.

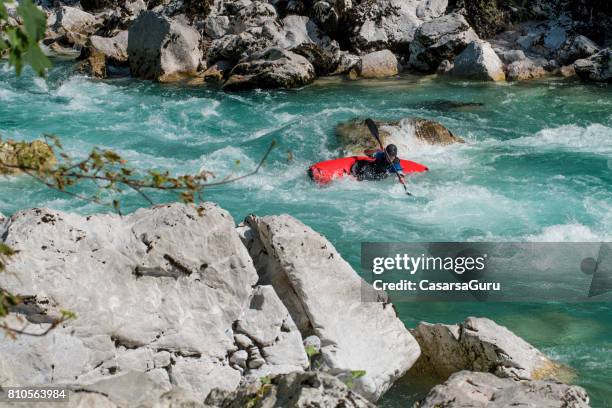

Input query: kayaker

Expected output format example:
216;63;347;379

352;144;405;181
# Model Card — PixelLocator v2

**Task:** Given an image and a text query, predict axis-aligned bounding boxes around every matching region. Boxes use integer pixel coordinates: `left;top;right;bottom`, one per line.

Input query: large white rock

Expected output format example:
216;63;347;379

409;12;479;73
419;371;590;408
357;49;399;78
127;12;202;82
0;204;257;398
449;40;505;81
411;317;569;381
239;214;421;401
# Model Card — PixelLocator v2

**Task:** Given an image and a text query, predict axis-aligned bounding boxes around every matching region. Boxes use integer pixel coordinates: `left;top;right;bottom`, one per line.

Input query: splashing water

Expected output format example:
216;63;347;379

1;62;611;406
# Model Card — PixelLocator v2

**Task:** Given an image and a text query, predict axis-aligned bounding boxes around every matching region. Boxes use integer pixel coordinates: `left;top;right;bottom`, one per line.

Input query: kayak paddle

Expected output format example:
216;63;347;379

364;118;412;196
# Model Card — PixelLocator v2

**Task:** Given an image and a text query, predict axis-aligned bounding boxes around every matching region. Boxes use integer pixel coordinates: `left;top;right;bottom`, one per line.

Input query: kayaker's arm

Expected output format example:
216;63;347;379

364;148;381;157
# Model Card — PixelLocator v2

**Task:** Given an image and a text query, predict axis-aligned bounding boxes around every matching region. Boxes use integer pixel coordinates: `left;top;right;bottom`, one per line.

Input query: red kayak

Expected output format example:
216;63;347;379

308;156;428;184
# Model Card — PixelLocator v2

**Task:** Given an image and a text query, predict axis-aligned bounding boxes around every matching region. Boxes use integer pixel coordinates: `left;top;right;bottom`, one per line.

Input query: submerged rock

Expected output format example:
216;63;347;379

574;49;612;83
355;49;399;78
409;12;479;73
448;40;505;81
0;140;57;176
205;371;376;407
410;317;572;382
222;48;316;91
128;12;202;82
240;214;420;401
336;117;464;155
419;371;590;408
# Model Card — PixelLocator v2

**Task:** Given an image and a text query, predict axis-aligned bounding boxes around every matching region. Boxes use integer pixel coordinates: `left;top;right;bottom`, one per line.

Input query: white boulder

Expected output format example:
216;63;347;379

449;40;505;81
411;317;569;381
357;49;399;78
409;12;479;73
240;214;421;401
127;12;202;82
0;204;257;398
419;371;590;408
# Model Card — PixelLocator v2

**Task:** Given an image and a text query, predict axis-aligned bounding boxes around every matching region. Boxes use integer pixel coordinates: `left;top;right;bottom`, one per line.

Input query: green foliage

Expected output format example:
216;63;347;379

0;134;275;213
245;377;273;408
344;370;367;389
305;344;319;359
0;0;51;75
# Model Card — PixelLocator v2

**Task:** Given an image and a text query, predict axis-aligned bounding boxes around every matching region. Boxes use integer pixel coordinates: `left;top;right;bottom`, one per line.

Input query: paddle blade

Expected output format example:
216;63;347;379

365;118;381;143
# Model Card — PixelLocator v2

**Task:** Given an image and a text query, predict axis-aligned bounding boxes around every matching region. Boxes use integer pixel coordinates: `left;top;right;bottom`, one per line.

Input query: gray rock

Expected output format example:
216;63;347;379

558;35;599;65
170;356;241;397
223;48;316;91
229;350;248;368
303;335;321;353
357;49;399;78
233;333;253;349
90;31;129;63
449;40;505;81
77;31;129;78
205;371;376;408
345;0;448;53
334;51;361;75
436;59;453;74
236;285;309;375
0;203;256;399
506;58;547;81
80;370;171;406
497;49;526;64
229;1;278;34
418;371;590;408
409;12;479;73
128;12;202;82
248;357;265;369
280;15;341;75
241;214;420;401
410;317;572;382
204;15;231;39
574;48;612;83
47;6;100;46
208;22;282;64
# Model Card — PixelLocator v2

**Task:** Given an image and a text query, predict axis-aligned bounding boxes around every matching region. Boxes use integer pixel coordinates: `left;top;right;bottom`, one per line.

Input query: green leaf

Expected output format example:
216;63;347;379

305;344;319;358
350;370;366;379
17;0;47;42
23;42;52;76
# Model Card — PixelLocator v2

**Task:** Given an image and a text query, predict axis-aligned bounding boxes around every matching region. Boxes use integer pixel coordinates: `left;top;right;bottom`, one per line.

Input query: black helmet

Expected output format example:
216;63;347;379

385;144;398;156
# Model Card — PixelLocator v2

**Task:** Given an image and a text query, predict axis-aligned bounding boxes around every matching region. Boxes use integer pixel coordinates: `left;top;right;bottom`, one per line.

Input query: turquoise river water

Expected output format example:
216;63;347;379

1;61;611;406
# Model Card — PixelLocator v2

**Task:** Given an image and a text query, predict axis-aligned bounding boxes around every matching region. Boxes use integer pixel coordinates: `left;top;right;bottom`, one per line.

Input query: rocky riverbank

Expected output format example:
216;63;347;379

4;0;608;88
0;203;591;406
